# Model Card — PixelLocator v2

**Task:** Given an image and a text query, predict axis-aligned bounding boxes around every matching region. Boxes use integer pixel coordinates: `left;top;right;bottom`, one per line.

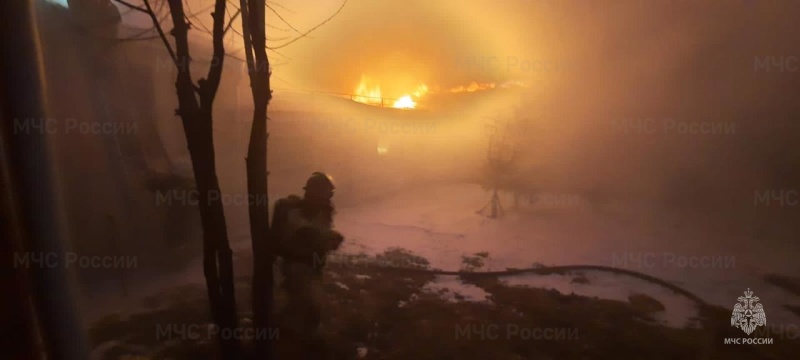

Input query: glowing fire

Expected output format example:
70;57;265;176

449;81;496;93
353;75;429;109
352;76;497;109
353;75;383;106
412;83;429;97
393;96;416;109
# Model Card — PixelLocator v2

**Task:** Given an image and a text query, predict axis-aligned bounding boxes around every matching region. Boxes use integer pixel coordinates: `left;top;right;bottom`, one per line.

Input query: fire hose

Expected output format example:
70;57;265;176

324;261;779;358
326;261;709;307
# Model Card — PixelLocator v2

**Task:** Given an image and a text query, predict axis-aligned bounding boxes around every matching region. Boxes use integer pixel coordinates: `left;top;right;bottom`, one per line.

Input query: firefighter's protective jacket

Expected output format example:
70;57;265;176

274;196;342;265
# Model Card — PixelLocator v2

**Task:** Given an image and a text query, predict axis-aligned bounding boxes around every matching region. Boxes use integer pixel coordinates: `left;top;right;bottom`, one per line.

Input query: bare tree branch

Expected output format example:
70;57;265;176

267;23;289;32
142;0;177;65
238;0;255;75
264;3;304;36
224;8;241;36
267;0;347;50
199;0;228;103
184;1;215;36
229;25;245;39
266;1;294;15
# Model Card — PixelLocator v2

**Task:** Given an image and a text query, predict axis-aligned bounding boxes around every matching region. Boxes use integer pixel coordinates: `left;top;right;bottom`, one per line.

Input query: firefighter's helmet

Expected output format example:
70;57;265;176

303;172;335;197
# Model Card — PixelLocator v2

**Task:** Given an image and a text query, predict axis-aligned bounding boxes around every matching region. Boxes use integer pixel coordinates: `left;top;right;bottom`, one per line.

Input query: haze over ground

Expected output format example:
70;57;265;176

32;0;800;348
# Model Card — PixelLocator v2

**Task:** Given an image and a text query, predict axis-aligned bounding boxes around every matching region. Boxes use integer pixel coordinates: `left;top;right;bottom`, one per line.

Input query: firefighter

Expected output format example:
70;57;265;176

273;172;344;357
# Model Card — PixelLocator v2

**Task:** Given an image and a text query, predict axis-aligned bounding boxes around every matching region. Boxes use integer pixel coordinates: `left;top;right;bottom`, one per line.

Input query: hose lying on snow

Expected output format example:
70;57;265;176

326;261;710;309
325;261;783;359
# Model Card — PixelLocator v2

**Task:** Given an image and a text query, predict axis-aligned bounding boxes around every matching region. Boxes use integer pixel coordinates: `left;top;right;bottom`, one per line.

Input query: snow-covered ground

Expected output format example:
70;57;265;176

79;180;799;335
333;182;800;330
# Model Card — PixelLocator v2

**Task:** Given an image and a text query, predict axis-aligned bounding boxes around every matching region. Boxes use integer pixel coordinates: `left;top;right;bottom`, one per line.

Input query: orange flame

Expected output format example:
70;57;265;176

393;95;416;109
448;81;496;93
353;77;498;109
353;75;383;106
353;75;429;109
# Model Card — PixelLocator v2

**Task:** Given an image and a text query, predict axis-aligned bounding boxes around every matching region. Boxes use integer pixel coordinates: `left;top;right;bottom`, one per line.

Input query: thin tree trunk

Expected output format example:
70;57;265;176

243;0;274;358
163;0;240;357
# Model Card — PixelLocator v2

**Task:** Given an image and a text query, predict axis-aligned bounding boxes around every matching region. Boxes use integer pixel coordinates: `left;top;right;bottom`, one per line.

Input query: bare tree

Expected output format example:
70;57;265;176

115;0;241;356
236;1;346;357
115;0;346;357
236;0;273;357
478;116;522;218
